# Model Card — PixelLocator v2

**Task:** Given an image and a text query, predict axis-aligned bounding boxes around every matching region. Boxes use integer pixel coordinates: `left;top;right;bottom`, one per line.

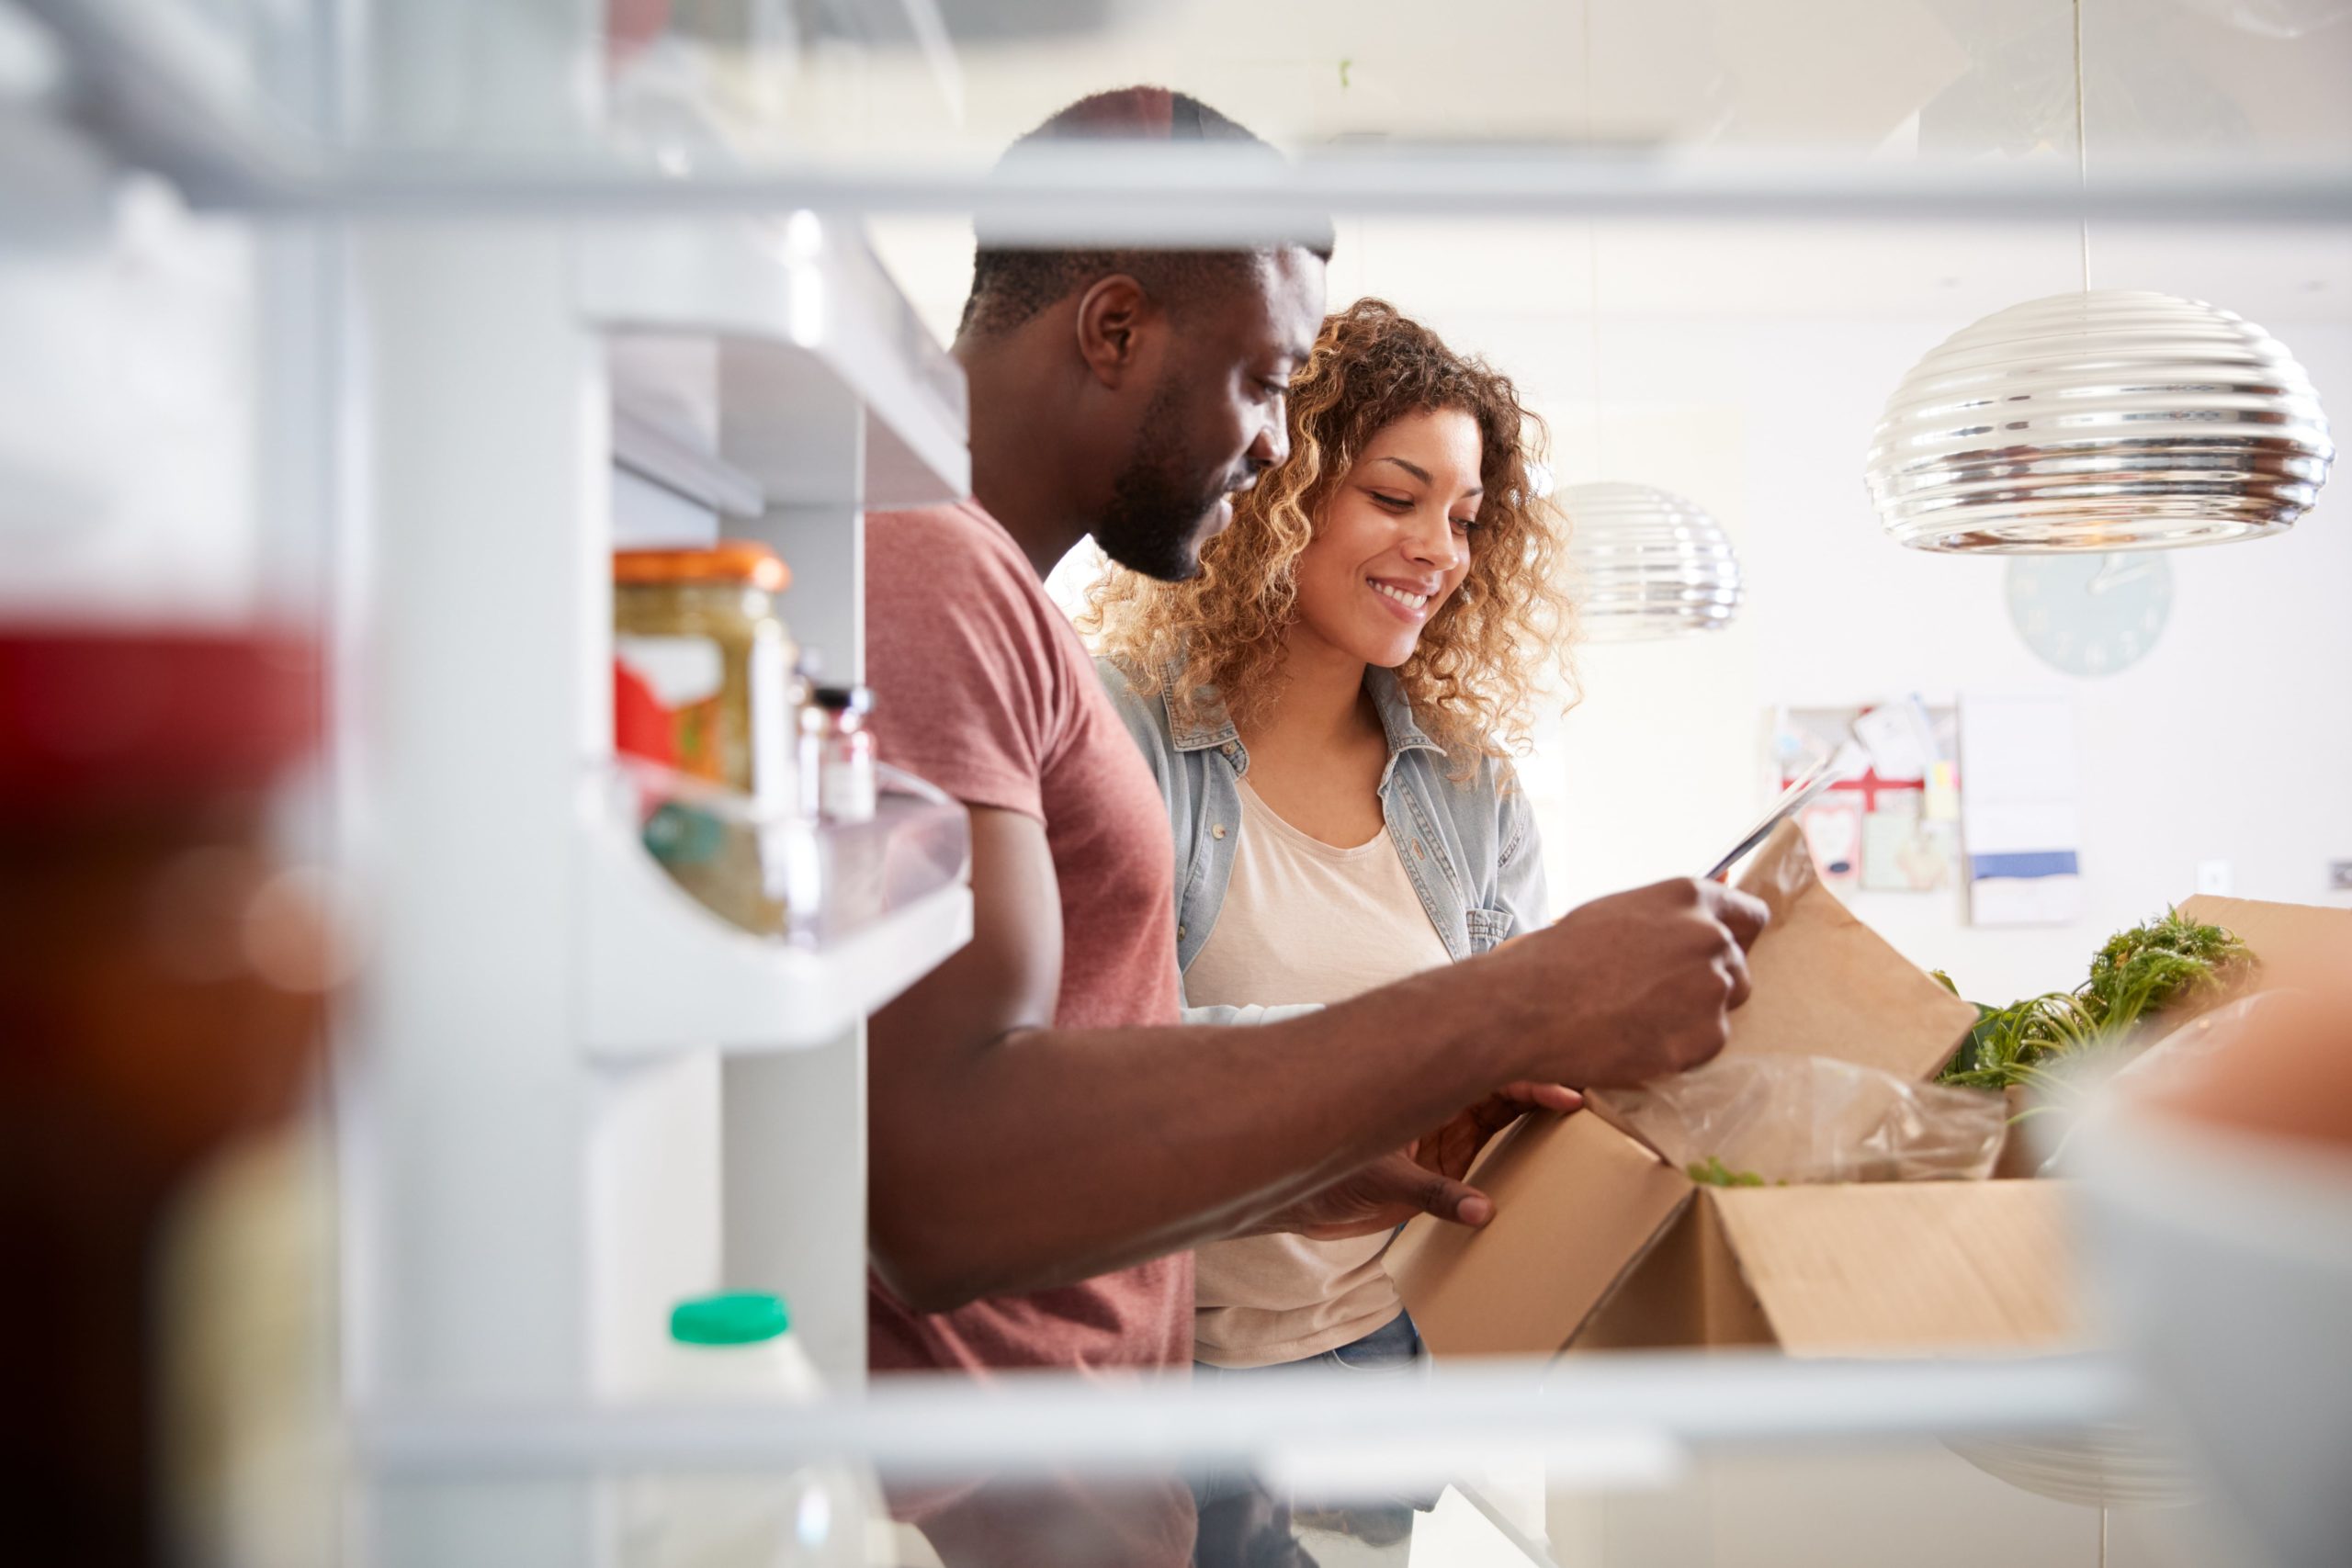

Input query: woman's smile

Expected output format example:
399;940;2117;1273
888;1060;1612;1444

1366;576;1436;621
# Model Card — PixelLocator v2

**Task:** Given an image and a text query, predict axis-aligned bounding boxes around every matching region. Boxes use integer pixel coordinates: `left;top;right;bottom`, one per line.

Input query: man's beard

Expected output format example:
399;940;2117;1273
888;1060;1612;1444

1094;378;1250;583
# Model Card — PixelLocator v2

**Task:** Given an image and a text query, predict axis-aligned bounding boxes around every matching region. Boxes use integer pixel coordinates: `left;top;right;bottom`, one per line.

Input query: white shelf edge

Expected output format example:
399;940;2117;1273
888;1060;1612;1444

611;463;720;550
357;1349;2136;1476
613;403;764;519
581;219;969;511
580;811;971;1059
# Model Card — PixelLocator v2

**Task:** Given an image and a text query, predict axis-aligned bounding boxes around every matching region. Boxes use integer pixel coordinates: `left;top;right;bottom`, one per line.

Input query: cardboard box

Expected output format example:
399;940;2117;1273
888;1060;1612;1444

1568;1180;2077;1354
2177;893;2352;998
1393;863;2352;1360
1388;819;2051;1358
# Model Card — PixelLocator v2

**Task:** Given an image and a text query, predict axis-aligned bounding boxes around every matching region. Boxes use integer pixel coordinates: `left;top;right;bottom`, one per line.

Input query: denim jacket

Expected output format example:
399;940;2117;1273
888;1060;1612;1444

1095;656;1548;1023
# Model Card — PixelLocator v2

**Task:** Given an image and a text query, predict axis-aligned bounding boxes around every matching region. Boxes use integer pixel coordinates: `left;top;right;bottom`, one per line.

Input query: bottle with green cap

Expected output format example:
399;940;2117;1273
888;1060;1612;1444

620;1291;872;1567
651;1291;825;1403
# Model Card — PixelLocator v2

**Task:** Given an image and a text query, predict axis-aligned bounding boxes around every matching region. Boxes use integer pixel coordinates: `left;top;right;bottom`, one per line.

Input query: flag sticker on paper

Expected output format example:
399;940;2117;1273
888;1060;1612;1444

1957;695;2083;927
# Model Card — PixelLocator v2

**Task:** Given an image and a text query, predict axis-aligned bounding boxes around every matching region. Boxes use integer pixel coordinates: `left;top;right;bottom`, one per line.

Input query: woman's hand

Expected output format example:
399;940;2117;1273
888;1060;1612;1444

1252;1081;1582;1240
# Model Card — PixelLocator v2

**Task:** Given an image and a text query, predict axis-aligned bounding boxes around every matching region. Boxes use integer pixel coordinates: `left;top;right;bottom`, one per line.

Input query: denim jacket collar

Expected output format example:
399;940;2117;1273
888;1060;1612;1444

1160;659;1446;778
1161;656;1241;752
1095;650;1548;976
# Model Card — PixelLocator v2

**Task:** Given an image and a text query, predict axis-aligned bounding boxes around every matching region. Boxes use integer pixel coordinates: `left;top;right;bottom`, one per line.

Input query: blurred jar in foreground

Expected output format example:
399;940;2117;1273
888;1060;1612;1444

0;626;333;1568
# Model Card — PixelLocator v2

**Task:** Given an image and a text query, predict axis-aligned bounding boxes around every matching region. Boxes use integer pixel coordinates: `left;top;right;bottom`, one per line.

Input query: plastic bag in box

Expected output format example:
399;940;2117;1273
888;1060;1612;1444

1593;1054;2008;1186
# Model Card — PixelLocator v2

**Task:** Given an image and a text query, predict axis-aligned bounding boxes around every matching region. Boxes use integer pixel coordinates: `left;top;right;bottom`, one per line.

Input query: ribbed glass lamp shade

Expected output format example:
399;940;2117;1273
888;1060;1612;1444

1865;290;2335;553
1563;482;1744;639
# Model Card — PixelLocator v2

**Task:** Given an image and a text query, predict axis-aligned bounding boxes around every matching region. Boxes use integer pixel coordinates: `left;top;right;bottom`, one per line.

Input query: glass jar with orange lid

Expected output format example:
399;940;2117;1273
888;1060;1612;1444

613;541;799;806
614;542;806;935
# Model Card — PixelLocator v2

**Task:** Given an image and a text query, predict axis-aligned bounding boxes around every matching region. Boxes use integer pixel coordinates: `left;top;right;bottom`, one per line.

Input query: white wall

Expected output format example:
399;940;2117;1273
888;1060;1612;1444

1459;310;2352;1006
878;203;2352;1005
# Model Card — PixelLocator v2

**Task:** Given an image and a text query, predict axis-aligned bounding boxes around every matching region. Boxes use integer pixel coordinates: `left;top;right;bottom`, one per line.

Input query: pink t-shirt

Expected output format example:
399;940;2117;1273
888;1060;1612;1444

863;501;1192;1564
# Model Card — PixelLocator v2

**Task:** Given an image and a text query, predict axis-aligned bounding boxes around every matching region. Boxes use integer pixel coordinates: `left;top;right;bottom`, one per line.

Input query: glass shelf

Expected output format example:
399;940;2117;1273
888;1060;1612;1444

582;761;972;1058
357;1351;2204;1567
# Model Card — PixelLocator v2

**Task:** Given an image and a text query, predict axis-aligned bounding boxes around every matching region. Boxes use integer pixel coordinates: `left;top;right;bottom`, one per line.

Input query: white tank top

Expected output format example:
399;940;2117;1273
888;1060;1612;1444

1184;778;1454;1368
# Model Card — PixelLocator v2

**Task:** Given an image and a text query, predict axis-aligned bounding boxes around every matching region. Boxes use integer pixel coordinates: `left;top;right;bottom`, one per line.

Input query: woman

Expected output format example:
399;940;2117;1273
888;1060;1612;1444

1086;298;1574;1553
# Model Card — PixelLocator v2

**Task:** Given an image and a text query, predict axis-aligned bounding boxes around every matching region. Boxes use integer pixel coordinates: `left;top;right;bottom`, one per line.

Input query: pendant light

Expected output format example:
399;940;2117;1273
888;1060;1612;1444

1564;481;1745;639
1562;0;1745;638
1863;0;2334;553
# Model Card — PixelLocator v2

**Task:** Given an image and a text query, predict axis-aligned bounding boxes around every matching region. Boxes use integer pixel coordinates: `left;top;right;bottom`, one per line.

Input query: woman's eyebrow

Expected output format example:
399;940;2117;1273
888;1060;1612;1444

1374;455;1483;500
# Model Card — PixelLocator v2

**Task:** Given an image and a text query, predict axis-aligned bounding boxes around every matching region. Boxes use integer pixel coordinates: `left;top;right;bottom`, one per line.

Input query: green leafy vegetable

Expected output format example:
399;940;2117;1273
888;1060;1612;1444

1934;908;2256;1091
1687;1156;1768;1188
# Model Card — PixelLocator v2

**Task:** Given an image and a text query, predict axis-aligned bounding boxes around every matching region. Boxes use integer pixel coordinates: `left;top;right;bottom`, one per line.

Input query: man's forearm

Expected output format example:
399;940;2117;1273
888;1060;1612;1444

867;960;1532;1312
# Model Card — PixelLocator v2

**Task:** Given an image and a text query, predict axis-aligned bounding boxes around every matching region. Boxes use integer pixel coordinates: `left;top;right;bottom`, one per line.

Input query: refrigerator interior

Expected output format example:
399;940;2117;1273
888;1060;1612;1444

3;1;2346;1565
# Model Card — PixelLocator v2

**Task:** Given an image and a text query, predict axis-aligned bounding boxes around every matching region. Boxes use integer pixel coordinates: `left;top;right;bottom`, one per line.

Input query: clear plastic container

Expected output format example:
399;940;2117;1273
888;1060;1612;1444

617;1292;871;1568
619;759;969;949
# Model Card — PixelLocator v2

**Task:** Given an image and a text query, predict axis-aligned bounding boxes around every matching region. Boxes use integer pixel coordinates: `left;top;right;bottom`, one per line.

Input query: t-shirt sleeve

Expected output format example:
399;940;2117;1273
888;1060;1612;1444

863;508;1068;821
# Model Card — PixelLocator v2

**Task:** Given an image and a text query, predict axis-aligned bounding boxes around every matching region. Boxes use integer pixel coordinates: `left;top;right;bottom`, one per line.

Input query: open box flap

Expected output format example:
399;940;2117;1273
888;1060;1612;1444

1713;820;1982;1081
1572;1191;1775;1351
1707;1182;2078;1355
1389;1111;1689;1358
1396;822;1984;1358
2177;894;2352;994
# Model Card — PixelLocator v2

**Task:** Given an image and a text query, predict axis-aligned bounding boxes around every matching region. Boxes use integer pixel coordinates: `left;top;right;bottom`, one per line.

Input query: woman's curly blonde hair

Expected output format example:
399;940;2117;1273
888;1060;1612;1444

1080;297;1577;773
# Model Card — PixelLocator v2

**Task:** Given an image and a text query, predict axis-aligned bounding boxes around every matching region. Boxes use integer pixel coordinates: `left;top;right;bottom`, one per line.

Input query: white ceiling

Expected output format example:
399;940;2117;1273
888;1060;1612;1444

803;0;2352;160
856;0;2352;338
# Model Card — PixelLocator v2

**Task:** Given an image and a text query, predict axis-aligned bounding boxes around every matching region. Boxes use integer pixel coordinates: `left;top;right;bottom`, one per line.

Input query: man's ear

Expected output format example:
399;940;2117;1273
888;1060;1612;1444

1073;274;1157;389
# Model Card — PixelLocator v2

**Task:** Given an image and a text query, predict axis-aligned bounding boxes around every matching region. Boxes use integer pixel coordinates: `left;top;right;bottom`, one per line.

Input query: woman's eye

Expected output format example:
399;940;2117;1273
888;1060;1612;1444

1372;492;1413;511
1450;515;1479;533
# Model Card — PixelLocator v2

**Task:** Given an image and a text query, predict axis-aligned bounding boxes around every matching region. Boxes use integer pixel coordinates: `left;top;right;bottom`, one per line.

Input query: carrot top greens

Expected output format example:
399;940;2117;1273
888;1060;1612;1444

1687;1156;1774;1188
1933;908;2256;1093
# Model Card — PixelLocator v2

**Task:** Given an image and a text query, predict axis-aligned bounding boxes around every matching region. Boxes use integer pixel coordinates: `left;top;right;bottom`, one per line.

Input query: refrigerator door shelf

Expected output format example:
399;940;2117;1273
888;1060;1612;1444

581;773;972;1059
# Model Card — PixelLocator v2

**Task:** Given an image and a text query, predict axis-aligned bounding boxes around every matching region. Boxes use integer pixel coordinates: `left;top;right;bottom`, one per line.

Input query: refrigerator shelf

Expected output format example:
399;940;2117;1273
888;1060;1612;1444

357;1349;2133;1479
583;216;969;513
581;784;973;1059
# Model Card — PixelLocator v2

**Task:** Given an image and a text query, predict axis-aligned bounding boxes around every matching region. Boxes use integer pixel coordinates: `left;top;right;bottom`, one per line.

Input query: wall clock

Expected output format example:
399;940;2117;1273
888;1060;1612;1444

2005;553;2173;677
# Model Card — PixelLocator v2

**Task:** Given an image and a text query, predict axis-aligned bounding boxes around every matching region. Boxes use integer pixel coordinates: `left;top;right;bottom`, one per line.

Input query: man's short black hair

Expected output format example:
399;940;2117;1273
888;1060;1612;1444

957;85;1335;340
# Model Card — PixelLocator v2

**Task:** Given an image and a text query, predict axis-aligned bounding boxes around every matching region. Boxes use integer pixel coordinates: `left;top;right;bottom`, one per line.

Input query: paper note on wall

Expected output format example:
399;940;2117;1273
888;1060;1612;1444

1851;703;1929;783
1958;694;2082;926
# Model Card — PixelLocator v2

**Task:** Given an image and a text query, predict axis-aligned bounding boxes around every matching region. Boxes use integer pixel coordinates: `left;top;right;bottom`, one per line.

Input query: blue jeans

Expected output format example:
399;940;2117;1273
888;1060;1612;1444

1190;1313;1432;1567
1264;1308;1424;1374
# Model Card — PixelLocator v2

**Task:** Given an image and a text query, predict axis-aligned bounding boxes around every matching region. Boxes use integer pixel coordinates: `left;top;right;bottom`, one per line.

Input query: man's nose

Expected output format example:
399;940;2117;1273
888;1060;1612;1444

1249;408;1289;474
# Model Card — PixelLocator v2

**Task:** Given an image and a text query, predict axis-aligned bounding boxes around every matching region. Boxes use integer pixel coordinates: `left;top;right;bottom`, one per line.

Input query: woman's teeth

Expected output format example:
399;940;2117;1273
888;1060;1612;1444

1369;580;1429;610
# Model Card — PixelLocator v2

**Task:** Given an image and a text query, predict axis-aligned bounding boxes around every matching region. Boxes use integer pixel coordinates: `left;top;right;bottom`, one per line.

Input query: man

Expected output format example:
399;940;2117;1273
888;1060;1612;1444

862;88;1767;1564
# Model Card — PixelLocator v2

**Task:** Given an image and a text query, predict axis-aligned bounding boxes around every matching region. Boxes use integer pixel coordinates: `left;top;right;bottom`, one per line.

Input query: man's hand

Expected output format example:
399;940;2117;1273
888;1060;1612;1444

1251;1082;1582;1240
1489;877;1770;1089
1251;877;1766;1242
